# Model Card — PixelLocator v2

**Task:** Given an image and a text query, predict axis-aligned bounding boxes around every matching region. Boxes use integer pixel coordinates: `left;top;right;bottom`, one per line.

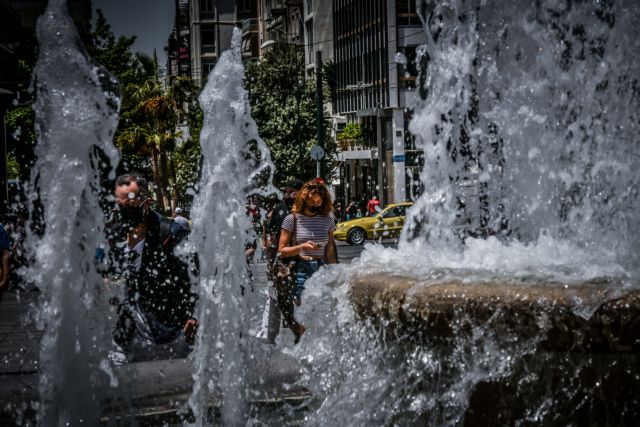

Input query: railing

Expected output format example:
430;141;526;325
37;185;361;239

242;18;258;34
338;139;374;151
201;44;215;55
269;1;287;15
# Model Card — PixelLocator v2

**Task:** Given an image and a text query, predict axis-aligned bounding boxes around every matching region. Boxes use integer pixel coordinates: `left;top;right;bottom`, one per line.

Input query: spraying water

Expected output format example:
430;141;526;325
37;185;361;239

402;0;640;276
184;28;274;425
287;0;640;425
27;0;120;424
15;0;640;424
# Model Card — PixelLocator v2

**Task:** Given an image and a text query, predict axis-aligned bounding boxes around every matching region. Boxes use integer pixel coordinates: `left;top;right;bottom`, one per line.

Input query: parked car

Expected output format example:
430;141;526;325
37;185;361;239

334;202;414;245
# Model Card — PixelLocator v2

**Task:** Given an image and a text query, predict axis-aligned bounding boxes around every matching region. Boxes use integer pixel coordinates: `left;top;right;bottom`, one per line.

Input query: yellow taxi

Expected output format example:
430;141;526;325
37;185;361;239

334;202;413;245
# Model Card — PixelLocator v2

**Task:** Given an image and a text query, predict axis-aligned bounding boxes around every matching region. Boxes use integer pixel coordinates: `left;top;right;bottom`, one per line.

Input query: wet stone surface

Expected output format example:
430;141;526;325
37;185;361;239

347;272;640;424
0;263;310;424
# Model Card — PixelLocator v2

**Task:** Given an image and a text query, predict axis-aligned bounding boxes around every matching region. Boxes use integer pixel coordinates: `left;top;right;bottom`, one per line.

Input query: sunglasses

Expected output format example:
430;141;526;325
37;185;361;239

305;182;326;191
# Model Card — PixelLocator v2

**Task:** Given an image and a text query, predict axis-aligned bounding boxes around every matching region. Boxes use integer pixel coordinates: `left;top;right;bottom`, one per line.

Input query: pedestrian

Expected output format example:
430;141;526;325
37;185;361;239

172;207;190;231
256;178;304;344
277;179;338;343
334;202;343;224
367;195;381;216
345;197;357;220
245;196;263;264
107;173;198;364
6;211;28;291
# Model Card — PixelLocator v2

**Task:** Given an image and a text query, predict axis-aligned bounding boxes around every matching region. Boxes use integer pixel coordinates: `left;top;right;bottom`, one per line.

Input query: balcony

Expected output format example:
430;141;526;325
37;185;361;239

201;44;216;55
269;1;287;15
242;18;258;35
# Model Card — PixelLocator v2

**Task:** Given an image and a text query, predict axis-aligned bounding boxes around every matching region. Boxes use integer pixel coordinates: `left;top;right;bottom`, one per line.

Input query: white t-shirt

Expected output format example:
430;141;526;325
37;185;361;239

123;239;145;272
281;213;336;257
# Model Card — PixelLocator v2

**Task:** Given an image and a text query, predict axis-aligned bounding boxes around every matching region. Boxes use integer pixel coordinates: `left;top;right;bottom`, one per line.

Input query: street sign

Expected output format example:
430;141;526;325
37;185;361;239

393;154;406;162
310;145;325;160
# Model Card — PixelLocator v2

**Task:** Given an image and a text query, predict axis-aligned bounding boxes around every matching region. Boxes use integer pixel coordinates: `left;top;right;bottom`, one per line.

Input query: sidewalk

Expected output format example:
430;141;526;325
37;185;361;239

0;263;309;423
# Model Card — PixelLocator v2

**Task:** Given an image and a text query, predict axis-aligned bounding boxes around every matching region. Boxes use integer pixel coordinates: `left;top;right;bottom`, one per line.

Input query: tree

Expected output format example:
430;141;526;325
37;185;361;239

5;9;144;182
4;29;38;181
116;52;199;213
337;122;363;150
244;43;336;186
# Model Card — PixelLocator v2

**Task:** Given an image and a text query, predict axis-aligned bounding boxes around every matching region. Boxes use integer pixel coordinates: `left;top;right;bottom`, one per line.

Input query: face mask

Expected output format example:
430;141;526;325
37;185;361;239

309;206;321;214
117;204;145;229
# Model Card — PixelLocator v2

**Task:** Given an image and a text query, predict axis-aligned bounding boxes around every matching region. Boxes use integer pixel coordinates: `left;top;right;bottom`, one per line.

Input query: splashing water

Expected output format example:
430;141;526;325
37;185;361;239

17;0;640;425
286;0;640;425
27;0;120;424
402;0;640;277
184;28;274;425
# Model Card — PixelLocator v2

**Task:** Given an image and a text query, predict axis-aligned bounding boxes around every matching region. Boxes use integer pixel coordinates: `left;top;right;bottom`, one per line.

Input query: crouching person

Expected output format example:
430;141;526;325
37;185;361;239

108;174;197;364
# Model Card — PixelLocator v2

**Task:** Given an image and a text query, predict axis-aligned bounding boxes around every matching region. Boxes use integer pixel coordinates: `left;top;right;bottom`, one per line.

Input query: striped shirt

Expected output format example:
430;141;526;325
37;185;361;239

282;213;336;257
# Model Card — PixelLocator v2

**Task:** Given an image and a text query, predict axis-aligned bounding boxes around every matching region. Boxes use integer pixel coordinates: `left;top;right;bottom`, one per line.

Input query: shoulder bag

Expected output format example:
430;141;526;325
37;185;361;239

270;214;299;327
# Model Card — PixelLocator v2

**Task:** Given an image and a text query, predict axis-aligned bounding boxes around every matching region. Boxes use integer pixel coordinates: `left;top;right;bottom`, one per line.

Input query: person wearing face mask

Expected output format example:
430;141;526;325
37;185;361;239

256;178;304;344
276;179;338;342
108;174;197;364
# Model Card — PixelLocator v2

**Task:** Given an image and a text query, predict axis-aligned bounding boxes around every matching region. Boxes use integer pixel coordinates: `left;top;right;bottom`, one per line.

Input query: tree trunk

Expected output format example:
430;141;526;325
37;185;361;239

151;149;167;213
159;150;171;214
169;156;178;212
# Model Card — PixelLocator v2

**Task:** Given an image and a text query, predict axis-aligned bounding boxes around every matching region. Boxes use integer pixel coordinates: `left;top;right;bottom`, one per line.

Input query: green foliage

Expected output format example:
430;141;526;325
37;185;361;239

83;9;143;89
114;48;200;212
338;122;362;141
172;104;203;205
4;105;36;181
6;154;20;179
172;138;202;205
244;43;336;186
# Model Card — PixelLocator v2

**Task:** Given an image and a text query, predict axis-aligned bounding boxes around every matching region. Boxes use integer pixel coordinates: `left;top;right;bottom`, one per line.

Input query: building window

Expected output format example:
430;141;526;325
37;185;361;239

238;0;250;12
398;46;418;88
397;0;420;27
201;0;214;12
306;21;314;59
202;59;216;80
201;26;216;54
306;0;313;15
201;0;215;19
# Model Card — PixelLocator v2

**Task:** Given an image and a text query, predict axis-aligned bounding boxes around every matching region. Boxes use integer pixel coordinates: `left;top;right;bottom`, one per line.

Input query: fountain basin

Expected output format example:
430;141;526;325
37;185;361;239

346;272;640;424
1;347;309;424
348;273;640;352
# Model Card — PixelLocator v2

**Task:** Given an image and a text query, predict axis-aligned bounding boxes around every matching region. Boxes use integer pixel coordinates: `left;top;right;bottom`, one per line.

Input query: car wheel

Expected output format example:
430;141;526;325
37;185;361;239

347;228;365;245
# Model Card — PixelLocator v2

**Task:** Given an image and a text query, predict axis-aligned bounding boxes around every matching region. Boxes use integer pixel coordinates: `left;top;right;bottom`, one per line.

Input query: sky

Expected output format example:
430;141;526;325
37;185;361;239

93;0;175;63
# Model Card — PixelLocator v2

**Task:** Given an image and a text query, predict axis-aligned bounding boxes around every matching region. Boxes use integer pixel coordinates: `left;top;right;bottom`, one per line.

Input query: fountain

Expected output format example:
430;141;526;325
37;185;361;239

23;0;120;424
287;0;640;425
184;29;275;425
3;0;640;425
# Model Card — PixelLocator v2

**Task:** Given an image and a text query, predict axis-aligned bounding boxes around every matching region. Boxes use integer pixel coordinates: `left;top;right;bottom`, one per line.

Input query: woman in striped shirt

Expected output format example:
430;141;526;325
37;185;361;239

278;179;338;341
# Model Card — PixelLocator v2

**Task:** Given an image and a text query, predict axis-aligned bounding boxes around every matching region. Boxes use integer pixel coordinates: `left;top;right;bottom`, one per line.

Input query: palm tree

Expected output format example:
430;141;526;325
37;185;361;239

116;51;197;214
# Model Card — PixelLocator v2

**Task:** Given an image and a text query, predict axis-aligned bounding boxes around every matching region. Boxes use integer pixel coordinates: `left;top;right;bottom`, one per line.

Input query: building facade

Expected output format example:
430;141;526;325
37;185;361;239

184;0;252;86
333;0;425;208
303;0;333;77
165;0;192;78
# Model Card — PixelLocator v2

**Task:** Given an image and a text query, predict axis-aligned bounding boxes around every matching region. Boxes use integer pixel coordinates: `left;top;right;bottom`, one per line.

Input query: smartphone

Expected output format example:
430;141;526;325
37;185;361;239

313;242;324;248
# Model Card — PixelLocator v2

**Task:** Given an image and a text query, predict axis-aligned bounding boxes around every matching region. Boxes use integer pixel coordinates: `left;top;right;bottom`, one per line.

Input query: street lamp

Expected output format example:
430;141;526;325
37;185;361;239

260;40;276;49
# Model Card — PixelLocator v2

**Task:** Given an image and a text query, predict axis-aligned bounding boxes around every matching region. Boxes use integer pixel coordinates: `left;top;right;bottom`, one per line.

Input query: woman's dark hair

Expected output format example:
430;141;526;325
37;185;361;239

291;179;334;216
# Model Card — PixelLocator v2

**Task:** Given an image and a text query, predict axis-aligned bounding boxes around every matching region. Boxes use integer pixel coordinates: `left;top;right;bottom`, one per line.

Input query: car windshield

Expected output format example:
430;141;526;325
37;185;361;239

381;206;406;219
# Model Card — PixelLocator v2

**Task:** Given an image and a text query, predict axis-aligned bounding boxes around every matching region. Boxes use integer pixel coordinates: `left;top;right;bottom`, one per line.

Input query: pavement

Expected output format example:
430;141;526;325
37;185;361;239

0;238;395;422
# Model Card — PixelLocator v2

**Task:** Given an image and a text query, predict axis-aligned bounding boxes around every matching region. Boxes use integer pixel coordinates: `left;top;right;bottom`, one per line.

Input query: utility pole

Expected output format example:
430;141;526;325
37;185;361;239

315;50;324;178
0;91;12;215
